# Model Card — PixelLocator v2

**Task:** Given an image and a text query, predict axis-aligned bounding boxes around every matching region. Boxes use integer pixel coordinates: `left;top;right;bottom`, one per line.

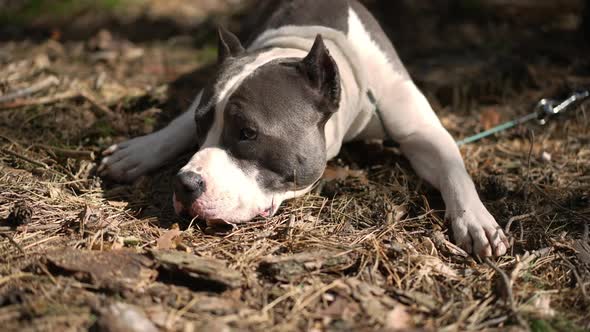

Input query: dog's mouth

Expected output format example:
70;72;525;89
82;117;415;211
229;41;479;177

209;205;276;223
173;194;278;225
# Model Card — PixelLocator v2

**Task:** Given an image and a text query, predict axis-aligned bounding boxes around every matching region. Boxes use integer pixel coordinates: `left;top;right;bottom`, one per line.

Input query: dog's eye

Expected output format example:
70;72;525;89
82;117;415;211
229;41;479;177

239;127;257;141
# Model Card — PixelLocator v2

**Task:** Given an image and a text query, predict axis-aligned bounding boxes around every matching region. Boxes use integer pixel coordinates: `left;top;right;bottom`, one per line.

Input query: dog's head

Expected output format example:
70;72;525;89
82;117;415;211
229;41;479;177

173;28;341;223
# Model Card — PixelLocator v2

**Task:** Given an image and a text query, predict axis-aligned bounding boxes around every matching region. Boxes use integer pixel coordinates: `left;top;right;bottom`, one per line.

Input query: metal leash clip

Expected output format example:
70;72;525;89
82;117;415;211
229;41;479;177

535;90;590;125
457;89;590;146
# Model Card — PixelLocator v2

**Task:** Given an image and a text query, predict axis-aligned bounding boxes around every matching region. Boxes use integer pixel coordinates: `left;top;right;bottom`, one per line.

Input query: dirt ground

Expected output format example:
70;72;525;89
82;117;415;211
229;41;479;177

1;1;589;331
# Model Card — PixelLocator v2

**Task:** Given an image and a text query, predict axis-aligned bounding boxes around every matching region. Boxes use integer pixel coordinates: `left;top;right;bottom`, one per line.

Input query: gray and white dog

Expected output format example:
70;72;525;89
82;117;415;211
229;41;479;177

99;0;509;257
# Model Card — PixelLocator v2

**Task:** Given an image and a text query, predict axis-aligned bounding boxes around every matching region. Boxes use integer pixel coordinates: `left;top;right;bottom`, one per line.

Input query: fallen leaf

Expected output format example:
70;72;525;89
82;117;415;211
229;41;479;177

107;200;128;208
412;255;459;279
531;294;555;318
78;204;111;231
480;107;501;130
343;278;398;325
156;224;182;250
322;165;368;184
385;305;414;331
95;302;158;332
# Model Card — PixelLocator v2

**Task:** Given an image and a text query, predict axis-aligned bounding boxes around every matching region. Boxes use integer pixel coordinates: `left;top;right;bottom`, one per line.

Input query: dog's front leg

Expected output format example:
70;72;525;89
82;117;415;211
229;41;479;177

398;126;509;256
98;91;202;182
377;81;509;256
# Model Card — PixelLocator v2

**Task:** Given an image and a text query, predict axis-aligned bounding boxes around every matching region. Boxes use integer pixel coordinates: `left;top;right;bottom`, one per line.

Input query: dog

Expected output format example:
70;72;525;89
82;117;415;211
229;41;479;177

98;0;509;257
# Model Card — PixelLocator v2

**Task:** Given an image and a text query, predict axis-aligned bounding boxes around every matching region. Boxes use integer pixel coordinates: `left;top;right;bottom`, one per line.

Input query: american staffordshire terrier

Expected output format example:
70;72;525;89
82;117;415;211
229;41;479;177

99;0;509;257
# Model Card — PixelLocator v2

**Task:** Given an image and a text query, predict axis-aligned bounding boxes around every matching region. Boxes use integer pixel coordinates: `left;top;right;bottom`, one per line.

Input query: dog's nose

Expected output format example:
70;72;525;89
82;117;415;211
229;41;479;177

174;171;206;200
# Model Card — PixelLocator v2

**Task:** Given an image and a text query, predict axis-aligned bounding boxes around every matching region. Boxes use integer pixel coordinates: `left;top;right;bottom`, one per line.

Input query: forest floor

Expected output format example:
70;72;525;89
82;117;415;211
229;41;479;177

0;1;589;331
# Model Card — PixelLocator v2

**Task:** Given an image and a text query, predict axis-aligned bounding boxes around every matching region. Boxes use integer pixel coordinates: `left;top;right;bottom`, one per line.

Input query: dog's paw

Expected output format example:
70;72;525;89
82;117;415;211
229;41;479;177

98;135;165;183
448;201;509;257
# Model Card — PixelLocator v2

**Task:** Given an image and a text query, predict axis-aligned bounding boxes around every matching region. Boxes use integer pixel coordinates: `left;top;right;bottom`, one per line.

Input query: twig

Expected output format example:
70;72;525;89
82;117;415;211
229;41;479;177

0;76;59;104
0;224;60;232
165;295;200;329
532;184;590;223
0;90;78;110
79;91;117;118
523;129;535;203
505;212;535;234
35;144;95;160
558;253;589;302
0;89;117;119
484;258;514;306
484;257;528;328
0;233;26;256
1;147;50;169
0;272;34;286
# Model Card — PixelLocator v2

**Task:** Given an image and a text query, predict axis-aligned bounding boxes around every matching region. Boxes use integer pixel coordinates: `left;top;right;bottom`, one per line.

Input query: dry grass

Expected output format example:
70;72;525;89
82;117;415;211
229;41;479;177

1;11;590;332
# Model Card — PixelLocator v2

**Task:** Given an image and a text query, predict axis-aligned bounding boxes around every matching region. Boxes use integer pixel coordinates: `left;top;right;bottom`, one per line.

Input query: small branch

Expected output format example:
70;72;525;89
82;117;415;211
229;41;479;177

0;90;78;110
0;233;26;256
484;257;528;328
79;90;117;118
1;147;50;169
505;212;535;234
0;76;59;104
35;144;95;160
559;253;590;302
0;89;117;119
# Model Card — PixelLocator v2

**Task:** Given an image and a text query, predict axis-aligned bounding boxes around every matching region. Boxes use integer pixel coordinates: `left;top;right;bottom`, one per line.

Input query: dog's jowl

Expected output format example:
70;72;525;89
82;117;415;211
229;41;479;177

99;0;509;257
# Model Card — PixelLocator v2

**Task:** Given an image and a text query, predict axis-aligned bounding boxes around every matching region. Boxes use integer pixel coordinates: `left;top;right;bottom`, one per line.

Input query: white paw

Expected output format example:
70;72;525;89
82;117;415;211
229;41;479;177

98;135;165;183
449;201;509;257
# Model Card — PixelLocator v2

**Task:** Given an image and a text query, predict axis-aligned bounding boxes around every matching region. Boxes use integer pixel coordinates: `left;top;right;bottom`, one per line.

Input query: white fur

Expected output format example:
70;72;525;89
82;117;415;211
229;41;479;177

178;147;312;222
345;7;508;256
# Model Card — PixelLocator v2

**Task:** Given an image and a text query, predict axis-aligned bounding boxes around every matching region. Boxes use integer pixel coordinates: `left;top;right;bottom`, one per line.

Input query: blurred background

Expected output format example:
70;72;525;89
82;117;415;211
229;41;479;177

2;0;589;113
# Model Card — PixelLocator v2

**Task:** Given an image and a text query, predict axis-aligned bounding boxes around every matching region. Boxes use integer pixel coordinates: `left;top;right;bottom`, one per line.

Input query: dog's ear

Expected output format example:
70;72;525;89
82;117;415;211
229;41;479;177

300;35;341;112
218;27;245;64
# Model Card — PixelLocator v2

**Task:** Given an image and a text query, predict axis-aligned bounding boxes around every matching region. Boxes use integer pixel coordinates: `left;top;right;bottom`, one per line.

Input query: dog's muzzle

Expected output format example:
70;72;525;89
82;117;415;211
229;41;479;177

174;171;206;207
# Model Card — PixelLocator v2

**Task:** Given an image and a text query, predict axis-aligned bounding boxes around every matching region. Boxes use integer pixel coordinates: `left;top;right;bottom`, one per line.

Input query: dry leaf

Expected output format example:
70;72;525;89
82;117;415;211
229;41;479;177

421;237;438;256
412;255;459;279
96;302;158;332
156;224;182;250
108;200;128;208
78;204;110;231
531;294;555;318
322;165;368;184
385;305;414;331
480;107;501;130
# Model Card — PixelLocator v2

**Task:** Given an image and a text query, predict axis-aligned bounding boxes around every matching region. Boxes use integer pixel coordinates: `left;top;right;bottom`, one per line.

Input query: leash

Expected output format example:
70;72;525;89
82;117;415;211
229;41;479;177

370;89;589;147
455;90;590;146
